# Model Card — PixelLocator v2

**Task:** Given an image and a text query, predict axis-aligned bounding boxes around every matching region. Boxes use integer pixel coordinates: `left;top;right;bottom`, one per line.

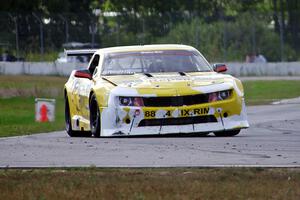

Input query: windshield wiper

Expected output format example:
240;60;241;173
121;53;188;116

144;73;153;77
178;71;187;76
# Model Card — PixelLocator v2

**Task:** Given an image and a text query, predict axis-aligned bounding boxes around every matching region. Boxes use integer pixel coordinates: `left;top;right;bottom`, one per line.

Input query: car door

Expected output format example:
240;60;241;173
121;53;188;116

79;54;100;120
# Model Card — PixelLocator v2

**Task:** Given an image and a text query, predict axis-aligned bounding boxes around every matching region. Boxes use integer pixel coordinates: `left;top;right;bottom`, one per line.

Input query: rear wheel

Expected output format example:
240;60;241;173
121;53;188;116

90;93;101;137
65;94;91;137
214;129;240;137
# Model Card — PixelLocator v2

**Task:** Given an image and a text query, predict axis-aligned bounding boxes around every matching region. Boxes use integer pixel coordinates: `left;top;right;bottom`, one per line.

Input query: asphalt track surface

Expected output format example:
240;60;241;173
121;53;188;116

1;103;300;168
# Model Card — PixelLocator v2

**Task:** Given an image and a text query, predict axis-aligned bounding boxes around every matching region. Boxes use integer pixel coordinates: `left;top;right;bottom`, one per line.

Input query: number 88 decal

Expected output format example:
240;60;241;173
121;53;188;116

145;111;155;117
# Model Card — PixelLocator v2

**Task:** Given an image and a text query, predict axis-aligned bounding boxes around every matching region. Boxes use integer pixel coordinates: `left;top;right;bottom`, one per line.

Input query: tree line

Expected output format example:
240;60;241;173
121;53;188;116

0;0;299;61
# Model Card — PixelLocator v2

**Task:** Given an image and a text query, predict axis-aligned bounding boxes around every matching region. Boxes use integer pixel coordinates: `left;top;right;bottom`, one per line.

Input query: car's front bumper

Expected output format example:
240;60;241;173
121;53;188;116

99;91;249;137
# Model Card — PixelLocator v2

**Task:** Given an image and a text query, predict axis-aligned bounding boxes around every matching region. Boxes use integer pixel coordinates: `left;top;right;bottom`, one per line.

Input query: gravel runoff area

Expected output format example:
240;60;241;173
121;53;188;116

0;98;300;168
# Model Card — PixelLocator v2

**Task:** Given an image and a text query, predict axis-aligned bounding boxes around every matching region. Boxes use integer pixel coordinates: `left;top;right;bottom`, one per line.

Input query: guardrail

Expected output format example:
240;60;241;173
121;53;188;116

227;62;300;76
0;62;300;76
0;62;86;76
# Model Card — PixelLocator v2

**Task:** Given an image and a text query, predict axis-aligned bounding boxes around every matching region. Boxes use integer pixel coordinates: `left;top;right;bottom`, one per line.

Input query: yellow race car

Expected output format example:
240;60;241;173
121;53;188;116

64;44;249;137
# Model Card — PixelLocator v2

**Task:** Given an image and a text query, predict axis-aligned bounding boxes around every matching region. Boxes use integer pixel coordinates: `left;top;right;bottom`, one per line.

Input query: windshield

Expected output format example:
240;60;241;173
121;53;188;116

101;50;212;75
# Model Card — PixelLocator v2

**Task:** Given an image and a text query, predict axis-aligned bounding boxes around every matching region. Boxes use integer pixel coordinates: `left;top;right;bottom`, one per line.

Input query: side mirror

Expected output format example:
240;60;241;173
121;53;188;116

212;63;227;73
74;69;92;79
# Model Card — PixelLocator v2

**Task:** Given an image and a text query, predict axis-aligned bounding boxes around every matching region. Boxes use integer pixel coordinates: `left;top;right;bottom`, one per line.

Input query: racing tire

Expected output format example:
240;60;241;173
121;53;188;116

65;95;91;137
90;93;101;138
213;129;240;137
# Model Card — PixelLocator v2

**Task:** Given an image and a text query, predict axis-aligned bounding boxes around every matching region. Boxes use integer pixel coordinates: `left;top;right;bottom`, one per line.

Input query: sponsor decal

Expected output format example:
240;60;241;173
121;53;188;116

147;76;191;82
144;107;209;118
180;108;209;117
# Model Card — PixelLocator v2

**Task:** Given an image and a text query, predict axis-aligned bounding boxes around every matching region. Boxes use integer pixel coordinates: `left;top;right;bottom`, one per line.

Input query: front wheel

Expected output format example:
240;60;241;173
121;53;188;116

214;129;241;137
90;94;101;137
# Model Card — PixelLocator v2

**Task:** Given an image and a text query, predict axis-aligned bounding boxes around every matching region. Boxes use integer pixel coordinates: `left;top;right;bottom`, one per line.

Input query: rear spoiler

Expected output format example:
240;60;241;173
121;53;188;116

64;49;97;56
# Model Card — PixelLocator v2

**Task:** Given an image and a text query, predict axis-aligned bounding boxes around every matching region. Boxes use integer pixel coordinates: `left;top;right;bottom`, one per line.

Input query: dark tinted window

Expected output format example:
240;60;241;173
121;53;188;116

89;54;100;74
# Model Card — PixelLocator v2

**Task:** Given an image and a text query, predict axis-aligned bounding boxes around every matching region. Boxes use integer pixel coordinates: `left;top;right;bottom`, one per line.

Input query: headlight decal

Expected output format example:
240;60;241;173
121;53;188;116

119;97;144;106
119;97;132;106
208;90;232;103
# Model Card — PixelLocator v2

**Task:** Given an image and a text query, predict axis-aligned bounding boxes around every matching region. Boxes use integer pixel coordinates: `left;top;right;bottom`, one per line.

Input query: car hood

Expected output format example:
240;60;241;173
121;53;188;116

102;72;238;96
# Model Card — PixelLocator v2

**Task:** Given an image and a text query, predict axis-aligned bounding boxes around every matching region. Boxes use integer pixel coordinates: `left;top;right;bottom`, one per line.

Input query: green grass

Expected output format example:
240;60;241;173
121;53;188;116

244;80;300;105
0;97;65;137
0;75;67;137
0;168;299;200
1;75;300;137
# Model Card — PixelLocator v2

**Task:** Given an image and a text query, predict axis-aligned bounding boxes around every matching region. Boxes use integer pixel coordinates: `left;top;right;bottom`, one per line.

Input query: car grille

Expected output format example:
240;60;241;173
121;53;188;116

138;115;217;127
142;94;209;107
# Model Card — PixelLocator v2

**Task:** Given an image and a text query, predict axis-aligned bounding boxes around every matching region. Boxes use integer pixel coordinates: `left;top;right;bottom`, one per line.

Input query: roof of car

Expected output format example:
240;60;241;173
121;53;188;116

96;44;197;54
65;44;198;57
